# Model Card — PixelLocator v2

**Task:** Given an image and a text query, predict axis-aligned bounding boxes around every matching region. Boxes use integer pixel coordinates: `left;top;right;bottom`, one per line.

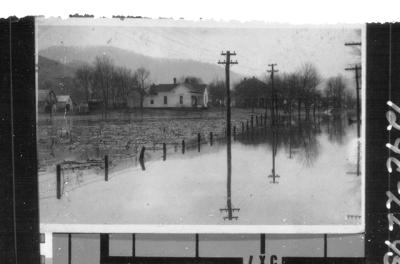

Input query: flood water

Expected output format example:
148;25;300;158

40;115;361;225
40;116;362;227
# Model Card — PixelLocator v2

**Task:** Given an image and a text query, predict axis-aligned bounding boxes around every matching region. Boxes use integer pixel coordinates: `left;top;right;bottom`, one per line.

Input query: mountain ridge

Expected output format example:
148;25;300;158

39;45;244;85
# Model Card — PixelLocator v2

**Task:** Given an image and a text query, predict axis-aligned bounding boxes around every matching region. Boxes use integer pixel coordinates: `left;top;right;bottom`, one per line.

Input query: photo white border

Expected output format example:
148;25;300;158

37;17;366;234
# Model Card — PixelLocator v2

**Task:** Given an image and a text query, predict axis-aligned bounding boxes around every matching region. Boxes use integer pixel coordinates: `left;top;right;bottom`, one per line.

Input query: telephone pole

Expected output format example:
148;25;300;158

218;51;238;142
218;51;239;220
345;41;361;138
345;41;361;177
345;64;361;139
267;64;279;125
268;130;280;184
345;64;361;176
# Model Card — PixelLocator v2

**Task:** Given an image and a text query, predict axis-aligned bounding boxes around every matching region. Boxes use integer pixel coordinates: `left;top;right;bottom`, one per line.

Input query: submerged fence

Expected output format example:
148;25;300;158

40;112;286;199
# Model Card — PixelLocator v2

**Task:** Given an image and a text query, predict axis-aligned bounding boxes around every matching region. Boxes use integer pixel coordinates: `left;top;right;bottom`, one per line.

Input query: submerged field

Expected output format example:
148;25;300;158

37;108;255;170
38;109;362;227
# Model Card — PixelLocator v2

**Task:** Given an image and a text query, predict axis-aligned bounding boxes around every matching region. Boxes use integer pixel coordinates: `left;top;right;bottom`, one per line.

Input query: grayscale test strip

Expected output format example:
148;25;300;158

47;233;364;264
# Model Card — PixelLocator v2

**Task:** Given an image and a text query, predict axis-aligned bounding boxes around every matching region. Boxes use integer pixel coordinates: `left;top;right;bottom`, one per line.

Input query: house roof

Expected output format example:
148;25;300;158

149;84;178;94
56;95;72;103
149;83;207;95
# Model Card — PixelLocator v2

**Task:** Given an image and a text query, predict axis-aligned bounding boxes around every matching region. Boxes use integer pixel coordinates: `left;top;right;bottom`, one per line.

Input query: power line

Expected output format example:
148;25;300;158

218;51;239;220
345;64;361;139
345;64;361;177
267;64;279;125
345;40;362;177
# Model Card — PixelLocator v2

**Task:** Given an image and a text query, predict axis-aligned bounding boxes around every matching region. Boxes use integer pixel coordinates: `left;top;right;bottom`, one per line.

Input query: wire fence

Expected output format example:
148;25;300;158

39;112;275;199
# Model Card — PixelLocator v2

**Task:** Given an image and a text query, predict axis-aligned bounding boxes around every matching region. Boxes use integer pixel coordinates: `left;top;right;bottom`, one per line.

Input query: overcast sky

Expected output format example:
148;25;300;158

38;19;361;89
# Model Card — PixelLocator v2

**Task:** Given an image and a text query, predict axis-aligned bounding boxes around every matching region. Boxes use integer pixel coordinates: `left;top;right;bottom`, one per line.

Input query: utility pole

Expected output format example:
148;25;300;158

345;64;361;176
218;51;239;220
218;51;238;144
268;130;280;184
267;64;279;125
345;41;361;139
345;64;361;138
345;41;361;177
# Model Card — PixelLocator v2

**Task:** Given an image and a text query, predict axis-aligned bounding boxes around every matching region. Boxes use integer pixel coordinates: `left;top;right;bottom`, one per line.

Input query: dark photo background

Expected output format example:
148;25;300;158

1;18;400;263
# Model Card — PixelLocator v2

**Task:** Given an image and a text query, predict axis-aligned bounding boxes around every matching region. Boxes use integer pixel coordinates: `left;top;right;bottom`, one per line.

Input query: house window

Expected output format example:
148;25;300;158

164;96;168;105
180;96;183;104
150;99;154;105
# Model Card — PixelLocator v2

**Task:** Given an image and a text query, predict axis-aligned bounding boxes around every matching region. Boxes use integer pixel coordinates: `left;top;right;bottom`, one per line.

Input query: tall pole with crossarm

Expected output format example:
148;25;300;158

267;64;279;125
345;41;362;177
218;51;239;220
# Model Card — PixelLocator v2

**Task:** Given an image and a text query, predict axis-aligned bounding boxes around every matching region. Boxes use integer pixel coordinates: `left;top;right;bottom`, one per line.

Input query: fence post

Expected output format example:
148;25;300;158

197;133;201;152
163;143;167;161
233;126;236;141
209;132;213;146
251;115;254;129
139;146;145;161
56;164;61;199
182;140;185;154
105;155;108;181
256;115;258;126
246;120;249;132
241;122;244;134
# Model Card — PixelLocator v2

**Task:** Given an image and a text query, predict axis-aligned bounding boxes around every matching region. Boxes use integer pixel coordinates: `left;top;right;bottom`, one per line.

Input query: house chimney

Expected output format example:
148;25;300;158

173;77;177;84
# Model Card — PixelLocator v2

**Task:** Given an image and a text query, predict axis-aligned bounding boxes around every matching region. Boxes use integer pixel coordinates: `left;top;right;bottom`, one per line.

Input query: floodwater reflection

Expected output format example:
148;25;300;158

41;117;361;226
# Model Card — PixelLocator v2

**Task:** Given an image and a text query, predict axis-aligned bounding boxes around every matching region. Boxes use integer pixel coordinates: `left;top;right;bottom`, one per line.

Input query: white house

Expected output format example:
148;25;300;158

144;78;208;108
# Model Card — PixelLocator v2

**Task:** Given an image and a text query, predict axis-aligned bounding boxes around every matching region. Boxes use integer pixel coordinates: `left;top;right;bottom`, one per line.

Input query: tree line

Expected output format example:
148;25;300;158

209;62;356;120
73;57;354;121
74;55;150;118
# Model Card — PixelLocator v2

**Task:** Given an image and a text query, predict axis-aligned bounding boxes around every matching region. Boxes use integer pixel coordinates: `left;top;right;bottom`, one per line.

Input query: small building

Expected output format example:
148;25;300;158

144;78;208;108
56;95;74;112
38;89;57;113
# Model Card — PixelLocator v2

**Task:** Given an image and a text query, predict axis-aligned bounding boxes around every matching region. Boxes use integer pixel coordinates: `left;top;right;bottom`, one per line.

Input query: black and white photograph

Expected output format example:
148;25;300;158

36;18;363;232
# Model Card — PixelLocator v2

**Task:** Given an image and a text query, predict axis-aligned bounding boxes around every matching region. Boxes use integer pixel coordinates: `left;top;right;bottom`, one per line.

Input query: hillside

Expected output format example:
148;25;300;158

39;45;243;85
38;55;86;101
38;55;76;85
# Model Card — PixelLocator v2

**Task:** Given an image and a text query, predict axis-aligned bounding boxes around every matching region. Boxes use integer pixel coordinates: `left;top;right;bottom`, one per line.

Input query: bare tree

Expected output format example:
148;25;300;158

75;64;94;103
135;67;150;110
280;73;298;122
208;79;226;107
299;63;321;120
324;75;347;113
93;55;114;119
120;67;134;108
